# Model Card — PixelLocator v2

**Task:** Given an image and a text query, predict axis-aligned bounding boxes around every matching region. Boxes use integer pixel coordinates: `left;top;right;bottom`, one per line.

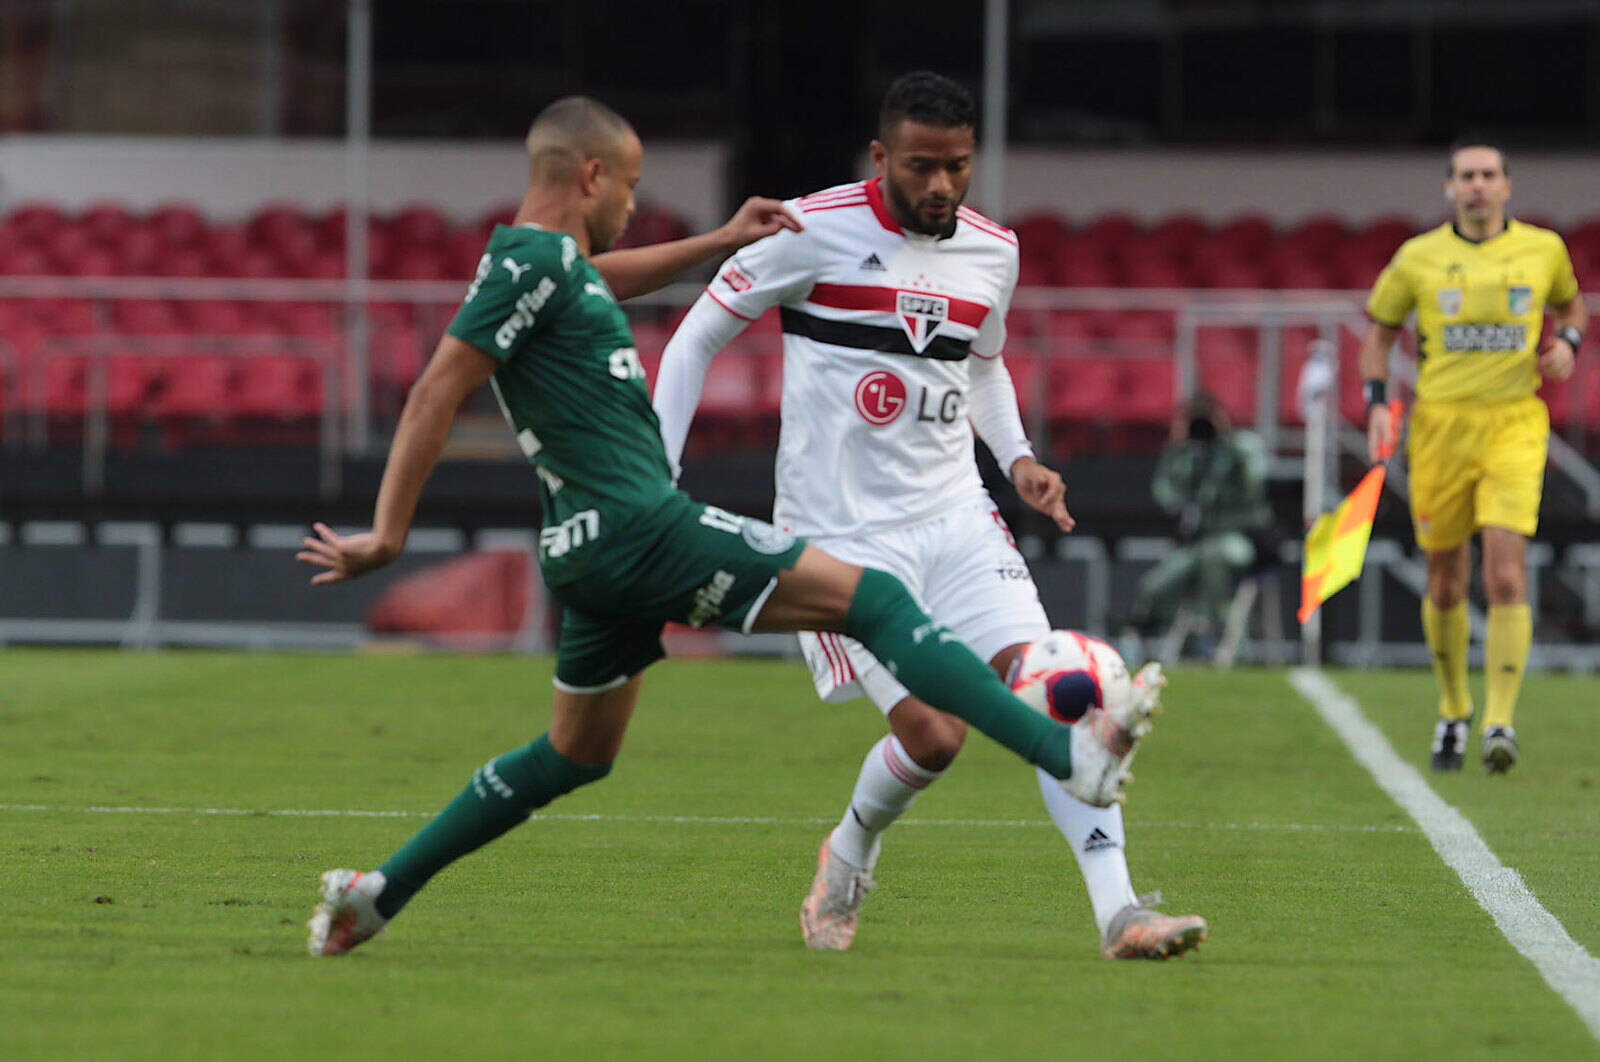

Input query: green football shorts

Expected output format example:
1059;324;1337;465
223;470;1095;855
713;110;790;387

548;493;806;692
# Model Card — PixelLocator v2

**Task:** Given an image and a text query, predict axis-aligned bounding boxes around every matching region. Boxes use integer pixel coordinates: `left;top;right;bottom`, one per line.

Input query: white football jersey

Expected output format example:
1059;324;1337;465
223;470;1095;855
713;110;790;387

700;177;1022;540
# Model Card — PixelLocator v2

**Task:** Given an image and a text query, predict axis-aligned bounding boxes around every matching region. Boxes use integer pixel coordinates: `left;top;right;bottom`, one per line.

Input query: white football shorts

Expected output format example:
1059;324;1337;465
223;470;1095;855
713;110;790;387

797;496;1051;714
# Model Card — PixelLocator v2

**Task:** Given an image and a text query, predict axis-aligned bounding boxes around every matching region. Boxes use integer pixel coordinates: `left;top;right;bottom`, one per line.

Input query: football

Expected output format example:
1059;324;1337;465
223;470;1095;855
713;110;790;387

1006;630;1132;723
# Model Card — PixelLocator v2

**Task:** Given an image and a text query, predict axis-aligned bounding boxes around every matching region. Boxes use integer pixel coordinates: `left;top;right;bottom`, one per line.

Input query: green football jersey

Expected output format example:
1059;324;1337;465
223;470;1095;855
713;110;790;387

447;224;677;583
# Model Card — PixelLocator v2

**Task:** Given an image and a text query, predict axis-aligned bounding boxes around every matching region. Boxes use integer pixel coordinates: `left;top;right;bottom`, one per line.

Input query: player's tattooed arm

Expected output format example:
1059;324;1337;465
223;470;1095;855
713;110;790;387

592;197;803;300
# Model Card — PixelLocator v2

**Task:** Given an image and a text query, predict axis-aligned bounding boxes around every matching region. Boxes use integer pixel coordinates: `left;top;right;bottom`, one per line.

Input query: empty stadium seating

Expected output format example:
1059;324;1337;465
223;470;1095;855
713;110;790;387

1;199;1597;453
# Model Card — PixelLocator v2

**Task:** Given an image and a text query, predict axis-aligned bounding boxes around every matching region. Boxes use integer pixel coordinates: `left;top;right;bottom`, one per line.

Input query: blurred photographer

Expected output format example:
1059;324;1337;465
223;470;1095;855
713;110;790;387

1127;394;1274;645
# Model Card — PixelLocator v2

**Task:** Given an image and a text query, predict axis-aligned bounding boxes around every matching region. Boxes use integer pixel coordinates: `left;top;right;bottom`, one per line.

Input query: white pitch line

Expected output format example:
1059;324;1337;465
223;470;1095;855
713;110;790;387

0;802;1411;833
1291;668;1600;1041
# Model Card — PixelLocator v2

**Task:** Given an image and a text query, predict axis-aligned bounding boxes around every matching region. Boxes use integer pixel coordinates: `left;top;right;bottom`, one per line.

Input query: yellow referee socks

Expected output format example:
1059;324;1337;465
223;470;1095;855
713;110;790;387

1484;604;1532;731
1422;600;1472;721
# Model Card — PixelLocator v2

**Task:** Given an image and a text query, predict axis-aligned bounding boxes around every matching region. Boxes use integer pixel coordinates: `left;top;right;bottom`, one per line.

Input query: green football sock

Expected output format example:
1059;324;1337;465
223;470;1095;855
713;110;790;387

844;567;1072;778
375;734;610;918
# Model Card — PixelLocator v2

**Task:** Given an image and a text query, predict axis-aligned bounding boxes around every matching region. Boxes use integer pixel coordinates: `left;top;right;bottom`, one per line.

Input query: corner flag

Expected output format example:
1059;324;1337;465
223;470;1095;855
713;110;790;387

1298;400;1402;623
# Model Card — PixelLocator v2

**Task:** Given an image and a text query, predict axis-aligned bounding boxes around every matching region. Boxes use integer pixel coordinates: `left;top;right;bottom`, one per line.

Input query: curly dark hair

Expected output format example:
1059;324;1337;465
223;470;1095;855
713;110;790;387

878;71;976;141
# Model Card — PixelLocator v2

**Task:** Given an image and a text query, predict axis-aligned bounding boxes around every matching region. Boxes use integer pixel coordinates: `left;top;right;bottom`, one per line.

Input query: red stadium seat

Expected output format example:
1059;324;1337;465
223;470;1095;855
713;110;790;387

156;248;211;278
156;355;235;419
182;300;250;335
112;299;181;334
1203;259;1267;290
33;298;98;334
1076;213;1140;255
276;302;339;337
1055;256;1119;288
9;202;67;244
1197;347;1257;424
78;203;134;245
1189;237;1256;280
63;247;121;278
387;248;451;281
1009;213;1072;259
1355;215;1415;261
1283;215;1349;255
205;223;252;265
105;355;159;416
147;203;207;249
1122;258;1191;289
117;226;163;275
234;356;323;419
42;355;87;417
390;205;449;248
1117;358;1178;426
1047;356;1123;423
1270;258;1338;290
1214;215;1275;258
0;247;51;275
1016;256;1055;290
1145;214;1208;256
1003;352;1045;423
1108;311;1175;345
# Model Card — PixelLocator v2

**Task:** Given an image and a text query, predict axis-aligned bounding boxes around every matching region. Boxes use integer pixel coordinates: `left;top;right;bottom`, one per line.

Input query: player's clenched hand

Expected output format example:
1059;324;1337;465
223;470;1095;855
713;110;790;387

296;522;399;585
717;196;803;252
1011;457;1076;532
1366;402;1393;464
1539;337;1577;382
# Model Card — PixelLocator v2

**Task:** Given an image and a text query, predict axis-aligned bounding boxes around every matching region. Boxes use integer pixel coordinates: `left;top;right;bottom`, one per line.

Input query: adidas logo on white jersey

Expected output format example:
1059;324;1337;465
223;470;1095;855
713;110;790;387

859;253;885;271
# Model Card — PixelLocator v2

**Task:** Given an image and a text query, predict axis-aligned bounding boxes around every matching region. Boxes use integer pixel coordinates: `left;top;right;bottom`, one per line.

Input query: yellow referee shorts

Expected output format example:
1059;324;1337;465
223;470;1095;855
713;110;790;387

1406;394;1548;552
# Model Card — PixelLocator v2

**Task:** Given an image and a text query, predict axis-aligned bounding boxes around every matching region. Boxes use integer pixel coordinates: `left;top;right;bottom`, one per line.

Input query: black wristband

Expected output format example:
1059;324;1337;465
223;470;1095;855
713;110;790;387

1363;379;1388;409
1557;325;1583;350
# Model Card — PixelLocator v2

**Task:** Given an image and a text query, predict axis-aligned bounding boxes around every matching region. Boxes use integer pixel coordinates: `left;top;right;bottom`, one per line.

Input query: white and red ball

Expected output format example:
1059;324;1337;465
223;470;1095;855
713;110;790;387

1006;630;1131;723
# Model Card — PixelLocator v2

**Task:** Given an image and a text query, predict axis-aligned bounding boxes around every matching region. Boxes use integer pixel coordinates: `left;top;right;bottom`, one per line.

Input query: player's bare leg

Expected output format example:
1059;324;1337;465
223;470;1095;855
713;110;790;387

1422;543;1473;770
309;678;640;956
1480;526;1530;773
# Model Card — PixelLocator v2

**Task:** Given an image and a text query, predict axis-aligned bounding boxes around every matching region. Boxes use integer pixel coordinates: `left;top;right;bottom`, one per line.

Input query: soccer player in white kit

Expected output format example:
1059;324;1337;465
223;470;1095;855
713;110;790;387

654;72;1206;959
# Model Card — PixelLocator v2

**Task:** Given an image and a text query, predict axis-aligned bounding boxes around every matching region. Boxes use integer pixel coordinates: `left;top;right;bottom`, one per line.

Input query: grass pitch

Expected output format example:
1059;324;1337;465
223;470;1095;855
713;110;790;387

2;649;1597;1060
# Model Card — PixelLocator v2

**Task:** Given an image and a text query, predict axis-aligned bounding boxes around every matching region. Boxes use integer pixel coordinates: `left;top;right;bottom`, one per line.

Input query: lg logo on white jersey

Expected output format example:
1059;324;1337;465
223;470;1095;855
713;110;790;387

853;370;963;426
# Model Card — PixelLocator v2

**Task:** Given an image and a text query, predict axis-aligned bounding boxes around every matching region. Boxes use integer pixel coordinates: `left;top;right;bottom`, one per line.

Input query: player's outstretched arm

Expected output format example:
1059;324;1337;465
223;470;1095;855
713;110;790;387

297;336;497;584
591;197;802;300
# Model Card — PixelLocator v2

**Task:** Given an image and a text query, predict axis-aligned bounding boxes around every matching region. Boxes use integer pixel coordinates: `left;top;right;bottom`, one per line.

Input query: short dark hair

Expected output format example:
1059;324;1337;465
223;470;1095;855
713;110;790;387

1447;135;1509;176
878;71;977;142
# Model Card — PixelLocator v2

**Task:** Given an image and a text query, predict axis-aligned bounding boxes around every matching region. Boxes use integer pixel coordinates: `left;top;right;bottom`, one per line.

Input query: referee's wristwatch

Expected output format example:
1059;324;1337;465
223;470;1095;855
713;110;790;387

1363;378;1387;410
1555;325;1584;352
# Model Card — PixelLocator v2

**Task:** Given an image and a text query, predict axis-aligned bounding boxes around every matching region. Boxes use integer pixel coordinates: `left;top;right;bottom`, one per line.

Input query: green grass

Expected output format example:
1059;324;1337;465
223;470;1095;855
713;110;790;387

2;650;1597;1060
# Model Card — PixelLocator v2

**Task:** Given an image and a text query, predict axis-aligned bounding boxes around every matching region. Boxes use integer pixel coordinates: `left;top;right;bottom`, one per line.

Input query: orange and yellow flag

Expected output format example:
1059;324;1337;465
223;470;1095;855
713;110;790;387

1298;465;1386;622
1298;400;1402;623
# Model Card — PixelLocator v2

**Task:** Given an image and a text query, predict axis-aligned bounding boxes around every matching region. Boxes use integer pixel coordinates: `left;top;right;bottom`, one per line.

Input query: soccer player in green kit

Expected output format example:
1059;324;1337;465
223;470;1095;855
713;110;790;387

298;96;1160;956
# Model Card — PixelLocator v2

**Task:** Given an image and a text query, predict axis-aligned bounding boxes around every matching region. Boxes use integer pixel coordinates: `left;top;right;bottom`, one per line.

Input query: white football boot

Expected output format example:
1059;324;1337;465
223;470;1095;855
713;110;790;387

1059;661;1164;808
307;869;388;957
1101;891;1208;960
799;837;877;951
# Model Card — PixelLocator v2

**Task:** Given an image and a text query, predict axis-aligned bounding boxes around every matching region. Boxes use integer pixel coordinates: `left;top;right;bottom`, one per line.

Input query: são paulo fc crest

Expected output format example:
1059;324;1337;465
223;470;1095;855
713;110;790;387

1508;286;1532;315
896;290;950;353
854;370;907;425
1436;287;1462;316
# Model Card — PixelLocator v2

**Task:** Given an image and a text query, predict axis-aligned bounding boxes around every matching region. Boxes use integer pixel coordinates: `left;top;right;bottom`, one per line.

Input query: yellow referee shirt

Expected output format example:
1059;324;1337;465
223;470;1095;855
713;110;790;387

1366;220;1580;403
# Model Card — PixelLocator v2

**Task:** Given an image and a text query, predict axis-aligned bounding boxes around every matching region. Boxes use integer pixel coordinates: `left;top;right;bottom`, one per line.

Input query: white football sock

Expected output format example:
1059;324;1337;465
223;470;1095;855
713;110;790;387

1036;767;1140;934
828;735;942;870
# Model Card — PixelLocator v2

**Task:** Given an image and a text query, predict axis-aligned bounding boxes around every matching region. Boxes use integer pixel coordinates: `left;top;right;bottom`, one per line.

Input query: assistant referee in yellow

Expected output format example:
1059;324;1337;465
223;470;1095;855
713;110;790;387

1359;136;1586;775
